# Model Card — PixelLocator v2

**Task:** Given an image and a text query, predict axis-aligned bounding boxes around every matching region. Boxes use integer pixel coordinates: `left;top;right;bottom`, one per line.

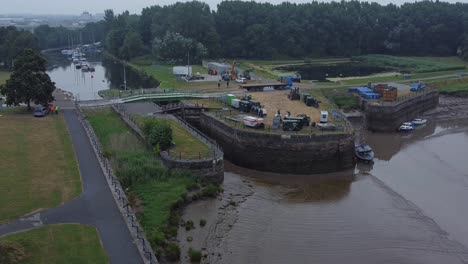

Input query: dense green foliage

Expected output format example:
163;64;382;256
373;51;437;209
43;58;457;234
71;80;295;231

0;49;55;110
0;27;38;69
142;118;173;150
7;1;468;62
85;108;199;260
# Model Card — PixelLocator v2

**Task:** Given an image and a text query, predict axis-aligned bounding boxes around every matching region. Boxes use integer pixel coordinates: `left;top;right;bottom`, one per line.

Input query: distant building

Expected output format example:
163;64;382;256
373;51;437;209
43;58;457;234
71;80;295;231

80;11;92;20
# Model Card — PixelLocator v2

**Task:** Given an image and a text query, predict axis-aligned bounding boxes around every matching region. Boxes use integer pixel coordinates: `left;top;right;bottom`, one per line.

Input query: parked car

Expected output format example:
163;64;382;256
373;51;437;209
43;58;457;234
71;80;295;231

33;105;48;118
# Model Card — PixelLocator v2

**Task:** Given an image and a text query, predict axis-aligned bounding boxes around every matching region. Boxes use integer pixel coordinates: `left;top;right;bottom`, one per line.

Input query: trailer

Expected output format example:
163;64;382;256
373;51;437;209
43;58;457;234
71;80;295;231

239;83;288;92
243;116;265;129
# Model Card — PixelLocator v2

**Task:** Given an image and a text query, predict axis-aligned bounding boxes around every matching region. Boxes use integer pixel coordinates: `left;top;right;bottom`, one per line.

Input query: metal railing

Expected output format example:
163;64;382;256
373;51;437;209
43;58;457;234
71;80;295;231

75;104;158;264
367;87;437;106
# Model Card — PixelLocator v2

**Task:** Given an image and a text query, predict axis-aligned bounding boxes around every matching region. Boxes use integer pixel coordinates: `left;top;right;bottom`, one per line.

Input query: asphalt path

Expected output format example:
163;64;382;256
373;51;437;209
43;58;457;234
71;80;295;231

0;109;143;264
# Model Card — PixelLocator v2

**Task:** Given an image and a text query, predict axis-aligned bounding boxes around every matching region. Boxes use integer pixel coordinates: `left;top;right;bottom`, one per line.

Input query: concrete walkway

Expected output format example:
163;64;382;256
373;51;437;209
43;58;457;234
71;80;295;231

0;109;143;264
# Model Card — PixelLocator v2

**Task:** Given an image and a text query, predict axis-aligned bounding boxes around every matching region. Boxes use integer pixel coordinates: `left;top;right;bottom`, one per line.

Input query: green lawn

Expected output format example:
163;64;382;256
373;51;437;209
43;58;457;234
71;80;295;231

84;108;197;256
0;70;10;85
131;114;212;160
428;76;468;94
0;224;107;264
0;113;81;223
331;95;358;109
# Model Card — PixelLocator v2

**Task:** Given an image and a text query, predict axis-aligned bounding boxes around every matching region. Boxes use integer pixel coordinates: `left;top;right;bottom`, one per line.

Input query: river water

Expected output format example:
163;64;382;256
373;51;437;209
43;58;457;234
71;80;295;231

179;119;468;264
45;53;468;263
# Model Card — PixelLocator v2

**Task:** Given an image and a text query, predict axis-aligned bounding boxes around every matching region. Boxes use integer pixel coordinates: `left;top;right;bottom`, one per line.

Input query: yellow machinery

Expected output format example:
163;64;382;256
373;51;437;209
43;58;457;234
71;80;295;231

229;59;237;80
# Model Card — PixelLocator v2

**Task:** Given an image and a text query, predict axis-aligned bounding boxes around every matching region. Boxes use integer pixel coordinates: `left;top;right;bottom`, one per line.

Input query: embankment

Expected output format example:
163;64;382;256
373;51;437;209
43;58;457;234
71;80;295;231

199;113;355;175
364;89;439;132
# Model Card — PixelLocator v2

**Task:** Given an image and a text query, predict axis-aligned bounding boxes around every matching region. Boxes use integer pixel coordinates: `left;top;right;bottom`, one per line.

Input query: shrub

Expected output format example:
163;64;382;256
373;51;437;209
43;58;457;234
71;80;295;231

142;119;172;150
189;247;202;262
185;220;195;231
164;242;180;261
201;184;221;198
0;242;27;264
199;219;206;227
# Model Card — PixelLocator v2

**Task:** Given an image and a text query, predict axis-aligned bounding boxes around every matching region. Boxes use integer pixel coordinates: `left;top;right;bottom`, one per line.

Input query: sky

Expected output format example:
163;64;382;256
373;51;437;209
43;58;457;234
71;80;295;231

0;0;464;15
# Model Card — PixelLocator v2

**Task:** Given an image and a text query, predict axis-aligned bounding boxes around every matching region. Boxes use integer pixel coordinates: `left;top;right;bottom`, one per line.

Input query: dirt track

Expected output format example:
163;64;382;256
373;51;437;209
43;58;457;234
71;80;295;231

248;91;321;125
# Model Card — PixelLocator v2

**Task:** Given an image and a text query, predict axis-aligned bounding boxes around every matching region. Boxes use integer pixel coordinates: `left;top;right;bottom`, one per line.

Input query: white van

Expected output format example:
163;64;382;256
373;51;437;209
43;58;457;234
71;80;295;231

320;111;329;123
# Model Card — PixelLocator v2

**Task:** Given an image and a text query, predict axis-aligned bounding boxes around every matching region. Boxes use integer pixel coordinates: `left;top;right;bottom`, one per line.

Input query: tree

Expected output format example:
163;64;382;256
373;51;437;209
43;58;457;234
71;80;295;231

0;49;55;110
152;32;207;64
119;31;144;60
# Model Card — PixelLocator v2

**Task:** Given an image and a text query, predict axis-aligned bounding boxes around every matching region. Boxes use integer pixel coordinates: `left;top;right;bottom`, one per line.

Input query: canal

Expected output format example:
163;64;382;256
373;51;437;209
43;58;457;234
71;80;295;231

178;119;468;264
45;51;159;101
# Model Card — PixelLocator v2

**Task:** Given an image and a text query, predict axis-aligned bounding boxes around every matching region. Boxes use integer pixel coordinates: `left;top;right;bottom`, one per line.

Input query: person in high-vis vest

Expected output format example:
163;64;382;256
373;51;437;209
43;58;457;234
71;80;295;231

54;106;59;114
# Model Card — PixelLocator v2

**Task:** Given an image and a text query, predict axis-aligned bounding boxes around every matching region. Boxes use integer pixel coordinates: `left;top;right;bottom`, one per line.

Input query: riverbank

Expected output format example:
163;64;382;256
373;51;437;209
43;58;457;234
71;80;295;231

178;118;468;263
83;107;222;262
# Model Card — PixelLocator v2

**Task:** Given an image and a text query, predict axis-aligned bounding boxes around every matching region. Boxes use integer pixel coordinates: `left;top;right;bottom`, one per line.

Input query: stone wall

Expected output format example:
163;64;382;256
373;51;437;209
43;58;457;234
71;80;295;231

364;90;439;132
111;105;224;184
199;113;355;175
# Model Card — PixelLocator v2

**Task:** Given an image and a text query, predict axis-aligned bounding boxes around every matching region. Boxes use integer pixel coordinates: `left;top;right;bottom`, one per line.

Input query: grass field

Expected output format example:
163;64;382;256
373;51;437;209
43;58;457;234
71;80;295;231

428;77;468;94
84;108;197;255
331;96;359;109
0;70;10;85
0;113;81;223
0;224;108;264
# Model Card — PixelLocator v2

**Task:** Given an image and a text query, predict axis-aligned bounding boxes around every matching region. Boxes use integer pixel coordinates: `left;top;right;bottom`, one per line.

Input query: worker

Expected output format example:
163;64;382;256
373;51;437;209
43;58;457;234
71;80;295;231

54;105;59;114
49;104;54;114
227;80;230;87
218;80;221;88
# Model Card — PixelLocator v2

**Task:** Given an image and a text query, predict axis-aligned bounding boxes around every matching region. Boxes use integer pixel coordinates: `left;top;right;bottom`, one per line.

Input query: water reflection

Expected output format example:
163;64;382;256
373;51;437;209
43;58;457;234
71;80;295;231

44;51;160;100
102;56;159;89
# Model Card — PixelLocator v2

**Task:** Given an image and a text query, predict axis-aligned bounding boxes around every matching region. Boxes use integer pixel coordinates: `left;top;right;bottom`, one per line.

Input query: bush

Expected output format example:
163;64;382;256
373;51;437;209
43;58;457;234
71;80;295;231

201;184;221;198
164;242;180;261
0;242;27;264
199;219;206;227
185;220;195;231
189;247;202;262
142;119;172;150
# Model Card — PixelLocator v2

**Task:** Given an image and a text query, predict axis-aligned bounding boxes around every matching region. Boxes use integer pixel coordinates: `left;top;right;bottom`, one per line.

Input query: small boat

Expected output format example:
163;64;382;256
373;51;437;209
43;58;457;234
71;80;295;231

399;122;414;132
412;118;427;126
81;64;89;72
355;144;374;162
75;62;82;69
72;58;79;64
88;65;95;72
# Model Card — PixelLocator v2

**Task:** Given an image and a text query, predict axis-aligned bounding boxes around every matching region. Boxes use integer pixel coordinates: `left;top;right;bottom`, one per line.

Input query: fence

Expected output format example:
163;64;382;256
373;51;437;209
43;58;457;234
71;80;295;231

75;103;158;264
367;87;437;106
114;103;222;161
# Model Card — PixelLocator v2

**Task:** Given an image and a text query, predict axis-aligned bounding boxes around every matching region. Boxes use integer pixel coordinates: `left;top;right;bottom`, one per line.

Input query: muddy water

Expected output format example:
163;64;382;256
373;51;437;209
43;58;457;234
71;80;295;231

178;119;468;264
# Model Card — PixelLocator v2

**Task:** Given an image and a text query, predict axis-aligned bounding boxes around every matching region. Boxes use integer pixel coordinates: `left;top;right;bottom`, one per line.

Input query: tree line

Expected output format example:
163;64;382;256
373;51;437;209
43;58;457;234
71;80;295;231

108;0;468;61
3;0;468;64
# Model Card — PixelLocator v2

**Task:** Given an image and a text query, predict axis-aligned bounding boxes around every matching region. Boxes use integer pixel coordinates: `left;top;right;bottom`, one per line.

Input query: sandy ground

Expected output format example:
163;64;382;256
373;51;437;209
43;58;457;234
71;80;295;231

247;90;321;125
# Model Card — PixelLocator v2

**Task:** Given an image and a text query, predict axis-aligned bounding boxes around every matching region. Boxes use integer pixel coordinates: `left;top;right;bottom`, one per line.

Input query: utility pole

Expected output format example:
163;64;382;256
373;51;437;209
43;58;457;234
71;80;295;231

123;61;127;91
187;50;190;90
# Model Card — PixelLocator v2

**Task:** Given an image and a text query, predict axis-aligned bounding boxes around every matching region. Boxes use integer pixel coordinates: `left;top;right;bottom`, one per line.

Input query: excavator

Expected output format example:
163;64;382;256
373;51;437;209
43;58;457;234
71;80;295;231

228;59;237;80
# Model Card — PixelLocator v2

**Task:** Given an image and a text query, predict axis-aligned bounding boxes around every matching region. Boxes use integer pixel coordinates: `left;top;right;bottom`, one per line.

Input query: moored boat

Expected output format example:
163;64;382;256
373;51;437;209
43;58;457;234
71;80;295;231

355;144;374;162
412;118;427;126
399;122;414;132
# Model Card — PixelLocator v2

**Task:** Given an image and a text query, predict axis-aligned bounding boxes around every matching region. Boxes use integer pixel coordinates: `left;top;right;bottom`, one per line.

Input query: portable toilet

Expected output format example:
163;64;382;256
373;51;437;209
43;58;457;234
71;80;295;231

226;94;235;105
320;111;329;123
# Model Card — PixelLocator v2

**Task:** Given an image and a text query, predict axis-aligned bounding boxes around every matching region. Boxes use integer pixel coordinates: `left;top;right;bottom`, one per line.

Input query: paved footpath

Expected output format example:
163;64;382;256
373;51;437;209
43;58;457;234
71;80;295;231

0;99;143;263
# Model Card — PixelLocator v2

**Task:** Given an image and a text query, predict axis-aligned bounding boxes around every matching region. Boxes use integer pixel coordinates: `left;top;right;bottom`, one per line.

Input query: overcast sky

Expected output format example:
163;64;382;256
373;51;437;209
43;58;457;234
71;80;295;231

0;0;464;15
